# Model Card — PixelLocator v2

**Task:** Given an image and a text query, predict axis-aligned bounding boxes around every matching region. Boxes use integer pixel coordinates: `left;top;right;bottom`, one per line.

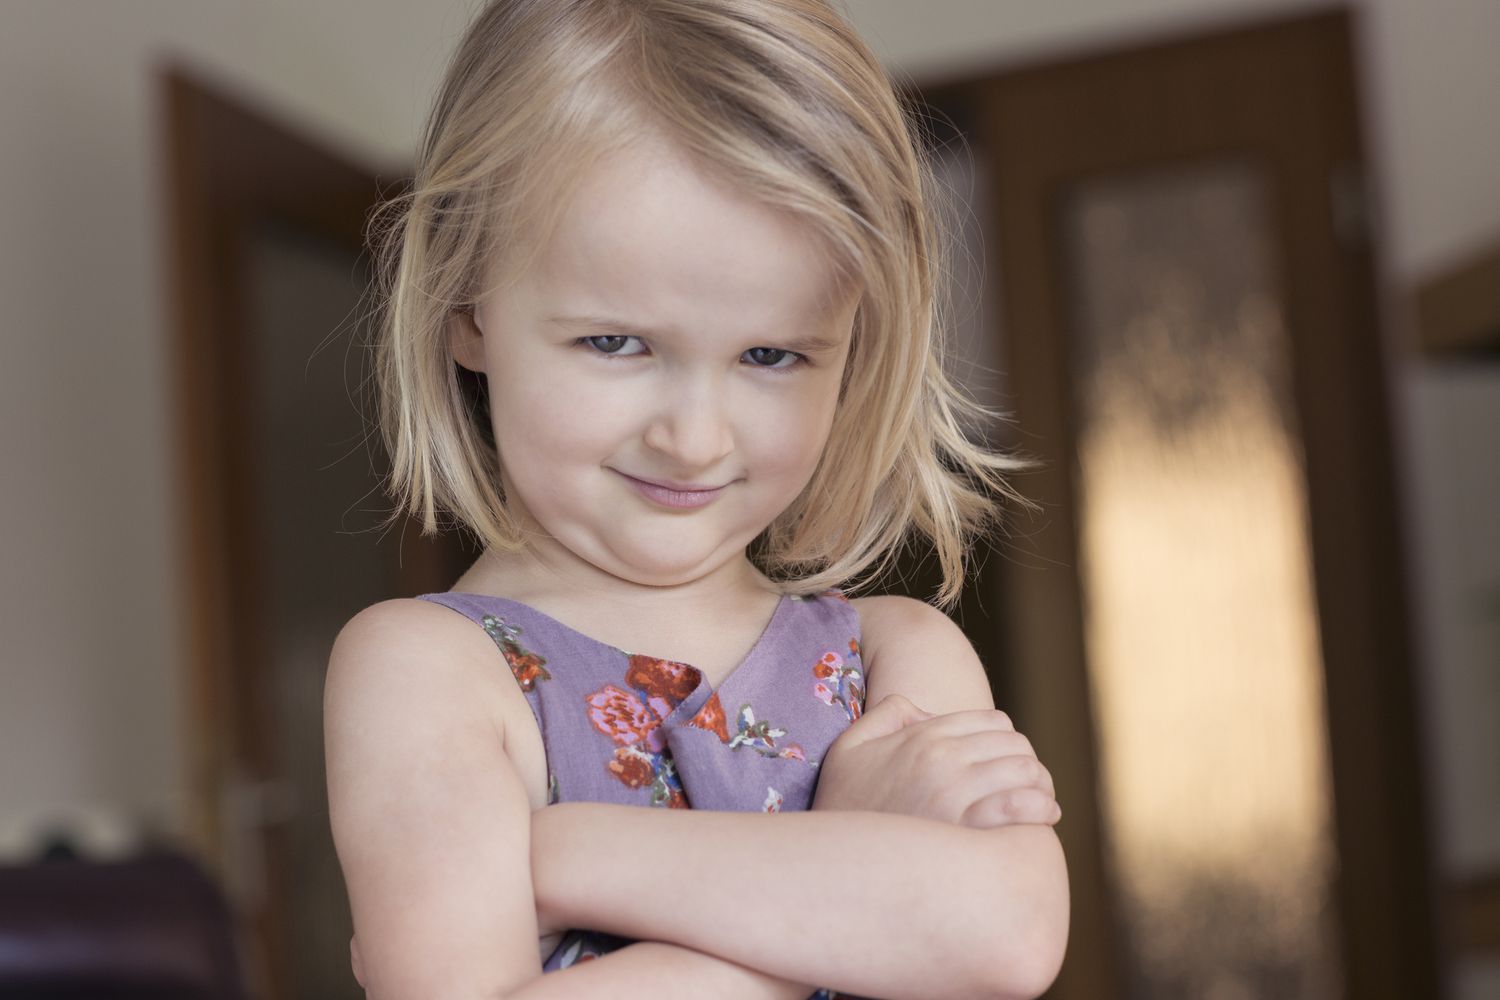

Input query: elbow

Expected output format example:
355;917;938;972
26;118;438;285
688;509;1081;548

1010;918;1068;1000
975;826;1071;1000
1015;882;1069;1000
983;912;1068;1000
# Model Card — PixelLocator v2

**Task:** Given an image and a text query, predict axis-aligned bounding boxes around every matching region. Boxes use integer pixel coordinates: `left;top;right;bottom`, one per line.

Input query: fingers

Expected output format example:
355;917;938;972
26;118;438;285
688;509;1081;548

946;729;1041;770
910;708;1017;735
854;693;937;742
908;726;1040;775
871;701;1033;741
964;751;1056;798
938;752;1056;830
960;786;1061;829
871;693;936;722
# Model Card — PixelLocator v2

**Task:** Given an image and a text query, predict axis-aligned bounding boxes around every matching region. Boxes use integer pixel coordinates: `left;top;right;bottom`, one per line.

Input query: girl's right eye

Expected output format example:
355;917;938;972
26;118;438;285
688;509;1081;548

579;334;646;357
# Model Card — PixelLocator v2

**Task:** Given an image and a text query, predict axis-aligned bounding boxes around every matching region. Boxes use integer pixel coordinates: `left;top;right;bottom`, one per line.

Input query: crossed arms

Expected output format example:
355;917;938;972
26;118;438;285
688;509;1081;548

337;594;1070;999
515;802;1067;1000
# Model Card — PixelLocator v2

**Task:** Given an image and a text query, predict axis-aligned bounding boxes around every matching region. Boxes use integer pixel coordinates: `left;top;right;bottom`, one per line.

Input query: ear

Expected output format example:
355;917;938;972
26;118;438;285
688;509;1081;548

448;308;487;373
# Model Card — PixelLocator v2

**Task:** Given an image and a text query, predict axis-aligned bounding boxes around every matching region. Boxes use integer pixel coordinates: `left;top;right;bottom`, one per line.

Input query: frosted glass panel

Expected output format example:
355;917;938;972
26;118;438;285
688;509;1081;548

1062;161;1342;999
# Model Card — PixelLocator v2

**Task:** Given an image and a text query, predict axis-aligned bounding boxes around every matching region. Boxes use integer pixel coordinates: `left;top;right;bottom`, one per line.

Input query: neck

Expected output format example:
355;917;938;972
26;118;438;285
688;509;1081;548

463;535;778;613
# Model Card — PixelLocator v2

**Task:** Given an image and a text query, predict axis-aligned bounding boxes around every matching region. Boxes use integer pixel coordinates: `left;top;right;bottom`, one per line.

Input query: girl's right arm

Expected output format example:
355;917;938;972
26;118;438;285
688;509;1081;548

324;598;546;999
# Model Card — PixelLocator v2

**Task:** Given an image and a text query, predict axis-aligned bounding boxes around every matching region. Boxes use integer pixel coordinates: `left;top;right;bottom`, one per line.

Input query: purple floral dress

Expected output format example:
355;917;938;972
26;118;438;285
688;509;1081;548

418;587;867;1000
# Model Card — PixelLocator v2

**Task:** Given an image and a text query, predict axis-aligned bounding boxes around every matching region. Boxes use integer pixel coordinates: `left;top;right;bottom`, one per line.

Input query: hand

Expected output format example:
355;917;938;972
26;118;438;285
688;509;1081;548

811;693;1061;829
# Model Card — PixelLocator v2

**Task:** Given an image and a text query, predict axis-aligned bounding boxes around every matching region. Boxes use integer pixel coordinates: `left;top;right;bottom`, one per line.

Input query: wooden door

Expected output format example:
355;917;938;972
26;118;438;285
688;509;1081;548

161;67;474;1000
896;9;1442;999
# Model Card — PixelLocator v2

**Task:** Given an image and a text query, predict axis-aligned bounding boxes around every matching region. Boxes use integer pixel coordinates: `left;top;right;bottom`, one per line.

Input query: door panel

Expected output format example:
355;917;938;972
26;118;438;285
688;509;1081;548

241;219;393;1000
906;9;1438;999
164;68;474;1000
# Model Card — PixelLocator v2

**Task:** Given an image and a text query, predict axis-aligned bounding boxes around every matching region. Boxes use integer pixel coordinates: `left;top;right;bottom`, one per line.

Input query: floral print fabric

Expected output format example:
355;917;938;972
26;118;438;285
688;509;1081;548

418;588;866;999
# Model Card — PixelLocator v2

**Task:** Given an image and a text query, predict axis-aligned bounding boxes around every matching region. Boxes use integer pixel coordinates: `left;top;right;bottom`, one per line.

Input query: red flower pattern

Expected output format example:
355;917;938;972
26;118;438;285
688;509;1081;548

502;648;548;689
689;691;732;742
606;746;656;788
624;654;702;707
586;684;663;750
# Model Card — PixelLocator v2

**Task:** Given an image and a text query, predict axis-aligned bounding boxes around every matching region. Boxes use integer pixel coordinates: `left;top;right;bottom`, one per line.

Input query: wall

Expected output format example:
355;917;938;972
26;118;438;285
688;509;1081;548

0;0;468;856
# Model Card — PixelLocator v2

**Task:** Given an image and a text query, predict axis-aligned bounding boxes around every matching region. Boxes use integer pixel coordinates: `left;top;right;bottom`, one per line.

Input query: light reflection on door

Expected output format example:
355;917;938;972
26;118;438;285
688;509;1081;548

1060;160;1342;999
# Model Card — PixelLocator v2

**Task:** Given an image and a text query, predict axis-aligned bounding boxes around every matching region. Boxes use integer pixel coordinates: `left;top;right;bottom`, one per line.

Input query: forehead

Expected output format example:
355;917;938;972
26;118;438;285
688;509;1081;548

526;138;853;333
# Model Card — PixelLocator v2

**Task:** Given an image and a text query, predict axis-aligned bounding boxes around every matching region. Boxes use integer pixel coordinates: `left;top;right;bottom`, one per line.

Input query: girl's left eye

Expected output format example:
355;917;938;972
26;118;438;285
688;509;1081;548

742;346;804;370
581;334;647;356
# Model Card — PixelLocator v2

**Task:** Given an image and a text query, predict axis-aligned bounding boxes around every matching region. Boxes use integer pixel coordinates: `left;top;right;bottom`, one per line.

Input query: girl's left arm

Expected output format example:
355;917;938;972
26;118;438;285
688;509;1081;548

532;596;1069;1000
534;803;1063;1000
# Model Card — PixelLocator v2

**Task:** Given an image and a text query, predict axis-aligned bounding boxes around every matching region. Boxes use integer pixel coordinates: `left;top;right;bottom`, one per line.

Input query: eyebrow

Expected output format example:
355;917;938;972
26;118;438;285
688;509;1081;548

547;314;848;354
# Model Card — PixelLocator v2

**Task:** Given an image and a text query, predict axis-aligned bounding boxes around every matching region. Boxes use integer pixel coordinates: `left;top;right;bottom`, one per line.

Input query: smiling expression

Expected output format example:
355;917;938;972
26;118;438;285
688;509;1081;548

450;136;860;590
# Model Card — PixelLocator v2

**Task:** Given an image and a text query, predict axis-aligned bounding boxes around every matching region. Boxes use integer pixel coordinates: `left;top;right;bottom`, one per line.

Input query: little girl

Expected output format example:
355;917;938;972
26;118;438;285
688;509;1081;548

324;2;1069;998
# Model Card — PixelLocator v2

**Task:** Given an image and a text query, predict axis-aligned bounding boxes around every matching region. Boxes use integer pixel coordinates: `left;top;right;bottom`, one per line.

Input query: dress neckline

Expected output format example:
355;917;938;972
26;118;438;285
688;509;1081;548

436;590;794;696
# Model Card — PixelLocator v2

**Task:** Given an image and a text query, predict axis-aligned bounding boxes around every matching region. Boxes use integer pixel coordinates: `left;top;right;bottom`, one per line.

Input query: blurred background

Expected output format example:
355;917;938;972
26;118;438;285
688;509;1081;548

0;1;1494;999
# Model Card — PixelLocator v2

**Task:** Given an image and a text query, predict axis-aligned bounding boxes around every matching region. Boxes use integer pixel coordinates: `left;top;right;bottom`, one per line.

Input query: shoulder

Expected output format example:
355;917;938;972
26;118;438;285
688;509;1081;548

331;595;484;646
325;597;513;738
847;593;970;654
327;597;496;684
847;592;952;635
847;594;996;715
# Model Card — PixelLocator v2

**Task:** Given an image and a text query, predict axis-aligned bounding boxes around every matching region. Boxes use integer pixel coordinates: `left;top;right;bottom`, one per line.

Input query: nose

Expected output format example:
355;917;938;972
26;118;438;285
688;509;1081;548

642;374;735;472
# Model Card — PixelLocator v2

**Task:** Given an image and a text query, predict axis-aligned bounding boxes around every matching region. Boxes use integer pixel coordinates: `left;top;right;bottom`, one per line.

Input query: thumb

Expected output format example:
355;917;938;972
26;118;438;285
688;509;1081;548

854;693;934;738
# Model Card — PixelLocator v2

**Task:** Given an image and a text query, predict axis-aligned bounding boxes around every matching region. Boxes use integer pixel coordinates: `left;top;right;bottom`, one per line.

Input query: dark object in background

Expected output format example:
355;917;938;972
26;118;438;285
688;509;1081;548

0;847;247;999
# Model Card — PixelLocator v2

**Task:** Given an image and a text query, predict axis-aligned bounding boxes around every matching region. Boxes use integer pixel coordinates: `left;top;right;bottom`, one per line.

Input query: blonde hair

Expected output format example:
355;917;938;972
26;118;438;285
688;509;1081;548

369;0;1033;609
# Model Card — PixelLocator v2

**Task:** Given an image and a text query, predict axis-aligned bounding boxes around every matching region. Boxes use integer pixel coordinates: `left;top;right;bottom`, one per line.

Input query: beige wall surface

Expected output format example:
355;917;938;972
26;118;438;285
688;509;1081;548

0;0;469;858
0;0;1494;967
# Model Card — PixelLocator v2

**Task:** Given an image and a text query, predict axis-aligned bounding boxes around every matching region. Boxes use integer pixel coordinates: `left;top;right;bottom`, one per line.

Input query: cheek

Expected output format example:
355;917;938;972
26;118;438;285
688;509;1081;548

749;382;841;476
488;370;639;476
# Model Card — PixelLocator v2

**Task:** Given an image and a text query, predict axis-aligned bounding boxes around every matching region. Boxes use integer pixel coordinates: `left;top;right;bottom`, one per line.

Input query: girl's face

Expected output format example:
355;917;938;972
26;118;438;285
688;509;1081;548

453;137;860;590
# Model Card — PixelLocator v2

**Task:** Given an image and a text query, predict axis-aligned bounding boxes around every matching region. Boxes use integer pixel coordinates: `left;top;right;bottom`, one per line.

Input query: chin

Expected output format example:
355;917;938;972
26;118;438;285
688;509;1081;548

611;552;717;585
595;539;733;586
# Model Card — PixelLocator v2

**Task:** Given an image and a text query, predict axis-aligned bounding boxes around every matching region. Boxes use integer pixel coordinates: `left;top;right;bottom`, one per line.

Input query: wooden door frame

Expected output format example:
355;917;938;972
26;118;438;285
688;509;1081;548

904;8;1443;999
160;63;406;1000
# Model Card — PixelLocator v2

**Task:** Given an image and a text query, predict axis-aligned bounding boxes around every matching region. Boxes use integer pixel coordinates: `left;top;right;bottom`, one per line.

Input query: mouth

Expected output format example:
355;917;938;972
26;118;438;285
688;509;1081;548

624;473;728;492
614;470;730;509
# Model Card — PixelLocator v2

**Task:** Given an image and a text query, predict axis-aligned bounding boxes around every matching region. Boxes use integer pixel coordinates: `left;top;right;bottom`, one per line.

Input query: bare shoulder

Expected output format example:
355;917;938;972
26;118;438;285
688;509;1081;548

847;593;972;659
328;596;495;674
847;594;996;715
325;597;511;734
323;596;544;995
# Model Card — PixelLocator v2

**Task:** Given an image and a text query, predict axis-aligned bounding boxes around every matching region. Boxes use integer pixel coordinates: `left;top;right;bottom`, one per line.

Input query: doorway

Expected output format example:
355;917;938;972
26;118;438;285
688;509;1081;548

161;66;473;1000
890;9;1442;999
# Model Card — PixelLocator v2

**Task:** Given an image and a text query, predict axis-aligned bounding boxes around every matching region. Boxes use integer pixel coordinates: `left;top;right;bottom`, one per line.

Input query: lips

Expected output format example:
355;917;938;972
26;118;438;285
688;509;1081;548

615;470;729;510
626;474;726;492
